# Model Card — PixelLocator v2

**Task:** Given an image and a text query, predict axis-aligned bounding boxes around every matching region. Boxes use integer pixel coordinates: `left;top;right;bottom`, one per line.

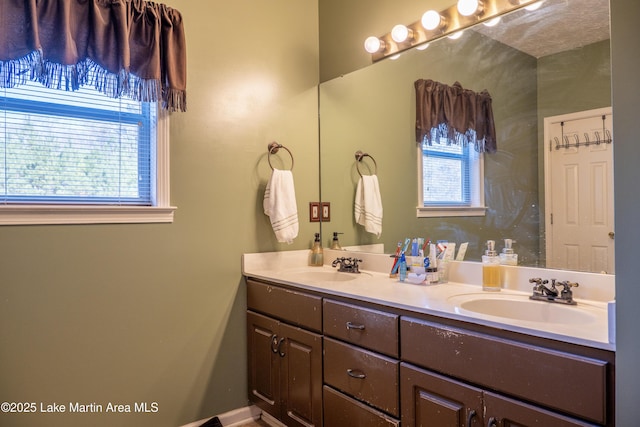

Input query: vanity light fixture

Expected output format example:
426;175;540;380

364;36;385;54
364;0;544;62
421;10;447;31
391;24;413;43
457;0;484;17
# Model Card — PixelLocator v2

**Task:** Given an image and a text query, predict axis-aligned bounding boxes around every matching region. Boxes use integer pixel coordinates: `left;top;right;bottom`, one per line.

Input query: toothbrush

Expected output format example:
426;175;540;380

389;242;402;275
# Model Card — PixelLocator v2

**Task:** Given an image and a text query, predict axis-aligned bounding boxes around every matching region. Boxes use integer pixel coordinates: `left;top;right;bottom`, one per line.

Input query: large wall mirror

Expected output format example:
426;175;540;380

319;0;612;273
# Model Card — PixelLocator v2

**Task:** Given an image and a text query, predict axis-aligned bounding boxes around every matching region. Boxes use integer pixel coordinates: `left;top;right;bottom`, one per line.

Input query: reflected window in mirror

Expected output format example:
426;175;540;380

417;139;486;218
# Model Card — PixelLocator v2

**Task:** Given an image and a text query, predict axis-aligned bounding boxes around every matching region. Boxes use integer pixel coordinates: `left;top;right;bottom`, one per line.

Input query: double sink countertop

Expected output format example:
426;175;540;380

242;248;615;351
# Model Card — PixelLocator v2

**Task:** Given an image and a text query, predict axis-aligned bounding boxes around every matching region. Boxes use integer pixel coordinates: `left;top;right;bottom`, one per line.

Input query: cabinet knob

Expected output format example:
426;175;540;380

487;417;498;427
277;337;286;357
270;334;279;354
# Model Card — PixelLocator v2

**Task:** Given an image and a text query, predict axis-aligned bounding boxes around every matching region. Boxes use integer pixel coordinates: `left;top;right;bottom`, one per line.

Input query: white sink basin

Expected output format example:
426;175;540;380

287;269;370;282
448;293;603;325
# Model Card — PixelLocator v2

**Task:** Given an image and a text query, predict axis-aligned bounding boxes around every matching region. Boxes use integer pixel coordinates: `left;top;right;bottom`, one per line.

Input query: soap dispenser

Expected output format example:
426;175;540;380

482;240;501;292
309;233;324;266
330;232;343;250
499;238;518;266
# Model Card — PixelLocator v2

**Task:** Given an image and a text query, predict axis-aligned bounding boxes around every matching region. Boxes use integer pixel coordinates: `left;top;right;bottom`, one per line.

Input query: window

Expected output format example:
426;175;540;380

0;82;174;225
417;139;486;217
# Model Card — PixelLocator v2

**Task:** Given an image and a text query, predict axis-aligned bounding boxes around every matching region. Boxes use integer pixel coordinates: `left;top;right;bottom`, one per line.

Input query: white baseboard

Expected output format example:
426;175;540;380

180;405;261;427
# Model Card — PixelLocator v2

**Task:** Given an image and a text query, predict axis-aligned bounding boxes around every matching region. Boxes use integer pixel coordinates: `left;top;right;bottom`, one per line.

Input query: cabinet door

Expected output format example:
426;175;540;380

401;363;483;427
247;311;281;418
484;391;600;427
280;322;323;427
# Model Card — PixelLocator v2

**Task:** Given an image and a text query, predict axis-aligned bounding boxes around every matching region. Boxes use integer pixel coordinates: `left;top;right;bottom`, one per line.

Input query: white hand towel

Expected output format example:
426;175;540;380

354;174;383;238
263;169;299;244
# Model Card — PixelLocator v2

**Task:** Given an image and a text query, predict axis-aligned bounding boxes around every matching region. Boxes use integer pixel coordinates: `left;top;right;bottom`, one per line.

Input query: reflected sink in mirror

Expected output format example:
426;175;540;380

448;293;604;325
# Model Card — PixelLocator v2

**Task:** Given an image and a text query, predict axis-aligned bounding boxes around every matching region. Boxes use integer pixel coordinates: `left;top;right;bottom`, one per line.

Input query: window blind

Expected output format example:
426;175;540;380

1;81;156;205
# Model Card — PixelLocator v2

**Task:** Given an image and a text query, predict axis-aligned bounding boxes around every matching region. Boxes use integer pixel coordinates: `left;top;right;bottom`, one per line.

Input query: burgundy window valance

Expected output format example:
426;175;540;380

415;79;496;153
0;0;187;112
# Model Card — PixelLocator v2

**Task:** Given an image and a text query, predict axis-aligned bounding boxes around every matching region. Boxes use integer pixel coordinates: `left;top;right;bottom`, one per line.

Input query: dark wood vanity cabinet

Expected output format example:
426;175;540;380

401;317;613;426
246;280;323;427
245;278;614;427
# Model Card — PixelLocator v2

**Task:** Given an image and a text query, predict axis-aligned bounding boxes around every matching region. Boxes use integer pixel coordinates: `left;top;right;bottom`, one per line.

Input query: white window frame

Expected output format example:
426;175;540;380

0;107;176;225
416;143;487;218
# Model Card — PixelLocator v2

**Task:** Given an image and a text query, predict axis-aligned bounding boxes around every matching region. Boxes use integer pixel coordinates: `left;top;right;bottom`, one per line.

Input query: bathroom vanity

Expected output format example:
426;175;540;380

243;250;615;427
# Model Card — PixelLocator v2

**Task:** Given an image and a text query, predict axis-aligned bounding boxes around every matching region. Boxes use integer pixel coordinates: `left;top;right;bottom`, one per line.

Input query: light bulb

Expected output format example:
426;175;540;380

525;1;544;11
448;30;464;40
364;36;384;53
457;0;483;17
416;43;430;51
391;24;412;43
483;17;501;27
421;10;444;31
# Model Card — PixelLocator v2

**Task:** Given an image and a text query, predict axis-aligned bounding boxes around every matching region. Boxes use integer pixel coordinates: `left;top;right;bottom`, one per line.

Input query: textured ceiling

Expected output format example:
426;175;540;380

473;0;610;58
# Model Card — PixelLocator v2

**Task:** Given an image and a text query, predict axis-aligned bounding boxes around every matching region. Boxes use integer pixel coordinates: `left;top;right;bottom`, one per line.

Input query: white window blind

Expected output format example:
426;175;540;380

422;141;471;206
1;81;156;205
418;140;486;218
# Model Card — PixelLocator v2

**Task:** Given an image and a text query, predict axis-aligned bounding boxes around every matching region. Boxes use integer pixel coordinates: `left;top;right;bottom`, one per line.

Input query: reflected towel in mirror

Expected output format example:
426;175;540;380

355;175;383;237
264;169;299;244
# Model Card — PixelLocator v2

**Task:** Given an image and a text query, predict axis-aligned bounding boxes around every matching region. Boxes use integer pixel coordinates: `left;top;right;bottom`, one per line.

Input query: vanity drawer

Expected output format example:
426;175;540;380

400;317;609;424
324;337;399;416
323;299;399;357
323;385;399;427
246;279;322;332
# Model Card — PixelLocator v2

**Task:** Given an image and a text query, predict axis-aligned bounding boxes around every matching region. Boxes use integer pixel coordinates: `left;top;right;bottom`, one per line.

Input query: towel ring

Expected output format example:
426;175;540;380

355;150;378;177
268;142;294;170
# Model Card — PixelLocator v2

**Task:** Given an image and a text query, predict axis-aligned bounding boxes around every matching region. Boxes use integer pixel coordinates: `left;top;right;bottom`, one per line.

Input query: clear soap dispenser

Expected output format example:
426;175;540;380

309;233;324;266
499;238;518;266
482;240;501;292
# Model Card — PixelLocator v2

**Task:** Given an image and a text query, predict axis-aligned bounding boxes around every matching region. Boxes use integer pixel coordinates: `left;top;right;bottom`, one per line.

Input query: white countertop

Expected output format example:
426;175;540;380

242;249;615;351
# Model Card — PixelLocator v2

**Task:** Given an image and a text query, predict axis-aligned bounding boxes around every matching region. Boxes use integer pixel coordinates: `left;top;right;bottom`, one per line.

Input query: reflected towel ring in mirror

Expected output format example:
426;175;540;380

355;150;378;176
267;142;294;170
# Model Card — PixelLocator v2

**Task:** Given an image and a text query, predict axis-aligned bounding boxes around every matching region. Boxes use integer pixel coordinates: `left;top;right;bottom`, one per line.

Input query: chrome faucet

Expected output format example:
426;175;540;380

332;257;362;273
529;278;578;305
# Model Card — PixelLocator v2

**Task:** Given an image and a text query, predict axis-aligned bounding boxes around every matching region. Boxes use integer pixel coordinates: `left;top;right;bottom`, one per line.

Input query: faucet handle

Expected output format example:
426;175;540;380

557;281;579;291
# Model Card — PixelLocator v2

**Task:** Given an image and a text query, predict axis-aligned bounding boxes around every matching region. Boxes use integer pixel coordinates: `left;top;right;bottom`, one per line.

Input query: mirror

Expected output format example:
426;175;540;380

319;0;612;272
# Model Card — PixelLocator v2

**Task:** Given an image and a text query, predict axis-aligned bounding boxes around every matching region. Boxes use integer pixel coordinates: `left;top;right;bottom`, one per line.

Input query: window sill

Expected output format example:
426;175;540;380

417;206;487;218
0;205;176;225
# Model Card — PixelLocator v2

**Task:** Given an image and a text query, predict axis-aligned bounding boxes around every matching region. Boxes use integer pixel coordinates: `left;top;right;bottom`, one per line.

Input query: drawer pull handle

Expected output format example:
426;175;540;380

346;369;366;379
487;417;497;427
346;322;365;330
466;410;477;427
270;334;279;354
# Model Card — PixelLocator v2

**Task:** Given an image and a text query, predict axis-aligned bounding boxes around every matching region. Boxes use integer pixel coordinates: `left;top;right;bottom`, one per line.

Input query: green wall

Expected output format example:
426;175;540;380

0;1;319;427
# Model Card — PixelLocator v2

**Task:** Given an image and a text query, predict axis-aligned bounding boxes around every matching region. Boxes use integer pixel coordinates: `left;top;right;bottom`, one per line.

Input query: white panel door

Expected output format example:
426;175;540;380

544;108;614;273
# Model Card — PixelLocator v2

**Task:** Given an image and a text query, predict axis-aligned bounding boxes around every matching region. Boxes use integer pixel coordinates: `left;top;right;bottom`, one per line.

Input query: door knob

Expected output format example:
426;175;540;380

609;231;615;239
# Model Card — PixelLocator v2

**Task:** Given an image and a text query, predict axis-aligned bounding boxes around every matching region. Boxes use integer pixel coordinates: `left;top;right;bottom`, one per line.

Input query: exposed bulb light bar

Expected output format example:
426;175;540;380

363;0;545;62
